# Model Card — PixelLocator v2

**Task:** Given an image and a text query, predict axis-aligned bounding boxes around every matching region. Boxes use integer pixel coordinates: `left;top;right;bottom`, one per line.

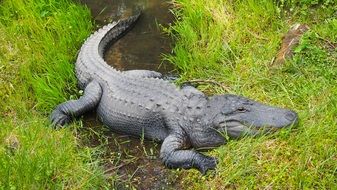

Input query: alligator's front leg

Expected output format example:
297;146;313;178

50;80;102;127
160;133;217;174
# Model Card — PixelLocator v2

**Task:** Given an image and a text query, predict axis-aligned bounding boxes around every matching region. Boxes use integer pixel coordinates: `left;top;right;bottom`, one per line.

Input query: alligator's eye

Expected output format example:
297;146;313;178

237;107;246;112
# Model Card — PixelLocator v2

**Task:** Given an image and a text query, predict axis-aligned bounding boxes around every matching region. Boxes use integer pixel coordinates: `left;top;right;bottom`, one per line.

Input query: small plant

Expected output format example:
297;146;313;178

0;0;109;189
166;0;337;188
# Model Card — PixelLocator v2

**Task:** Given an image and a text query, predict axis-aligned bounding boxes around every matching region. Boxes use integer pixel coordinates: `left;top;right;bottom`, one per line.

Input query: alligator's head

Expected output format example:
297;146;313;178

189;94;298;149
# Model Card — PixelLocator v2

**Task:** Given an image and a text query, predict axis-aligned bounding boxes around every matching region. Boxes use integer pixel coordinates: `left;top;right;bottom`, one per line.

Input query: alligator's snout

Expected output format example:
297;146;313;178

264;108;298;129
207;95;299;138
247;108;298;130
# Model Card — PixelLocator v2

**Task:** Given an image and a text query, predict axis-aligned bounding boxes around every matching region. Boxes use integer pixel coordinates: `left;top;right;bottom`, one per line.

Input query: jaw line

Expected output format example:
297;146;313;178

219;121;280;137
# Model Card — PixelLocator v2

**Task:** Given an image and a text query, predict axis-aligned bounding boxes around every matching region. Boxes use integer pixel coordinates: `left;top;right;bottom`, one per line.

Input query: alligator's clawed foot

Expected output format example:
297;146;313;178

50;109;71;127
197;156;218;175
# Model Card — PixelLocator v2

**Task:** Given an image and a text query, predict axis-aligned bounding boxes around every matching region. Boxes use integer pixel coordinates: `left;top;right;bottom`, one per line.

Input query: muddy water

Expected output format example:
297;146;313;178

77;0;181;189
80;0;175;73
82;114;181;189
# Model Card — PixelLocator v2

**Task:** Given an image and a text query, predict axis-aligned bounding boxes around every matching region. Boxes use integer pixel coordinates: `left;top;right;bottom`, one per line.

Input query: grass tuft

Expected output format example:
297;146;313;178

0;0;92;113
167;0;337;188
0;0;110;188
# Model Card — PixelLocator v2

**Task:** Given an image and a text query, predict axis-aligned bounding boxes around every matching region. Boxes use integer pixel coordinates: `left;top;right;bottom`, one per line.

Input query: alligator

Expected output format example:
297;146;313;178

51;12;298;174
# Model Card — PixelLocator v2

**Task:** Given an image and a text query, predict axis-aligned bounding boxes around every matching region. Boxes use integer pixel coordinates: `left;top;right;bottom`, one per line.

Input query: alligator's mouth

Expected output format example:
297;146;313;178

217;120;294;138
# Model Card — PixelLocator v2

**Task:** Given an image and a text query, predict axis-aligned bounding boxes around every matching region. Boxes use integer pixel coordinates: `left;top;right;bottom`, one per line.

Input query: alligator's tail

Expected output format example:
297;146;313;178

76;11;141;88
98;11;142;57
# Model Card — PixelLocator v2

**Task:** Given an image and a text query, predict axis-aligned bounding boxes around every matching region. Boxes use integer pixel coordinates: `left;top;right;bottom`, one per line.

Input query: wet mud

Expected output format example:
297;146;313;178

77;0;181;189
82;115;181;190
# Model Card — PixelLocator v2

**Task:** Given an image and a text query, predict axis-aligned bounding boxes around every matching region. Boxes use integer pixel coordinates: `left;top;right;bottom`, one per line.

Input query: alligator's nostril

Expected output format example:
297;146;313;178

285;111;297;121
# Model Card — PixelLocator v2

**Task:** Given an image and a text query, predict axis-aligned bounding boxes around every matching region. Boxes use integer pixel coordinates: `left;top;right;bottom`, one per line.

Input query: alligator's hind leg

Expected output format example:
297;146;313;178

50;81;102;127
160;133;217;175
125;70;162;78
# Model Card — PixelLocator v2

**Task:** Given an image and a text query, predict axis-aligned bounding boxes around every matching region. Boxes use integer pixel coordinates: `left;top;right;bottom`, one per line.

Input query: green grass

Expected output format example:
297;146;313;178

0;0;109;189
1;0;336;189
166;0;337;188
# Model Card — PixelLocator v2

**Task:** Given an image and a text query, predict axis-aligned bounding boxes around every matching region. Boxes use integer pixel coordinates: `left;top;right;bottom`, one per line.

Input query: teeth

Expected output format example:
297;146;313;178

222;121;277;132
220;121;276;137
220;121;242;128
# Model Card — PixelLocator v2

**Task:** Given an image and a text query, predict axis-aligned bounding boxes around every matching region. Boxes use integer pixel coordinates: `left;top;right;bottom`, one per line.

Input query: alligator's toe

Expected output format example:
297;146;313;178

50;109;71;127
198;156;218;175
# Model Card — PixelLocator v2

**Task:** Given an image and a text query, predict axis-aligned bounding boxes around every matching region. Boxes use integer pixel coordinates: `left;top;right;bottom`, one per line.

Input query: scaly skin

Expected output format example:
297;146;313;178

51;12;298;174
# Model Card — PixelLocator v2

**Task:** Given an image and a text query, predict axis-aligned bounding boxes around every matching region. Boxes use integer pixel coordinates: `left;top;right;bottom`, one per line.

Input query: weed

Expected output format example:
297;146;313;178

166;0;337;188
0;0;109;188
